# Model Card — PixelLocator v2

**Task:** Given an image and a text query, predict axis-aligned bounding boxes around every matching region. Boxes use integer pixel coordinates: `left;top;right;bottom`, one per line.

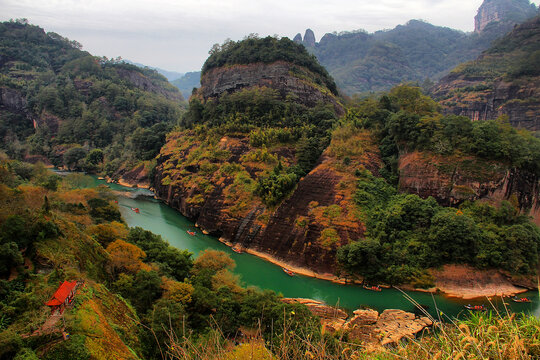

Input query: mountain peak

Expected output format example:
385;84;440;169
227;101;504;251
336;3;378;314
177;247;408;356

303;29;316;47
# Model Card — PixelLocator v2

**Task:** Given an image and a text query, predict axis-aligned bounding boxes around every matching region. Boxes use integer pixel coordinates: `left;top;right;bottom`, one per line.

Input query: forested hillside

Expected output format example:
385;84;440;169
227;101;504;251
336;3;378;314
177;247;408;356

294;0;538;94
0;20;185;180
433;15;540;131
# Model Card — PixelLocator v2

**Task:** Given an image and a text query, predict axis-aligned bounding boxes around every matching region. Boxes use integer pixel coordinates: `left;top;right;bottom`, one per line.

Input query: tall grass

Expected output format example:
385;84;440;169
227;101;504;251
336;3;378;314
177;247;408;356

162;303;540;359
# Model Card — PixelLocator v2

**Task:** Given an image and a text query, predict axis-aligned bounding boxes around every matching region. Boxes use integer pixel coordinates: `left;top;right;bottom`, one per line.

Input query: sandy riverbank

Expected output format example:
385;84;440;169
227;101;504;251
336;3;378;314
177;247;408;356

217;239;533;299
432;264;531;300
217;238;357;283
117;178;150;189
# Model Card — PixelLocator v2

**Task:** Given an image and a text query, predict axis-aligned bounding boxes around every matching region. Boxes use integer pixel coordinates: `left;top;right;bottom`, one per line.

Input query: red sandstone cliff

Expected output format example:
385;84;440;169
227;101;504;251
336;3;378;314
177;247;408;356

199;61;344;116
399;151;540;225
154;131;381;273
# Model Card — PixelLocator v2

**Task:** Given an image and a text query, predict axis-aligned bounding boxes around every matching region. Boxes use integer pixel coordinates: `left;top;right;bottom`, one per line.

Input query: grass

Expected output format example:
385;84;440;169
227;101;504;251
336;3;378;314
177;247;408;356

158;295;540;360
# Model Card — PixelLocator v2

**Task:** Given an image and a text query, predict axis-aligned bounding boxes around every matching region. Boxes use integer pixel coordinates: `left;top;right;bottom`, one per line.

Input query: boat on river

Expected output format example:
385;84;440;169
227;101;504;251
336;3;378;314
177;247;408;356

232;247;243;254
131;207;140;213
464;304;487;311
283;268;294;276
363;284;382;292
187;230;196;236
512;297;531;303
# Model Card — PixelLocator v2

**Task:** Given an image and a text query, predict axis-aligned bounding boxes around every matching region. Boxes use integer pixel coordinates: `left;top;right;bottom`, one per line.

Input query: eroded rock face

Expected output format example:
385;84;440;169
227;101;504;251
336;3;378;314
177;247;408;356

282;298;348;320
282;298;433;347
435;75;540;131
398;151;540;225
0;87;27;112
199;61;344;115
154;132;381;273
474;0;538;33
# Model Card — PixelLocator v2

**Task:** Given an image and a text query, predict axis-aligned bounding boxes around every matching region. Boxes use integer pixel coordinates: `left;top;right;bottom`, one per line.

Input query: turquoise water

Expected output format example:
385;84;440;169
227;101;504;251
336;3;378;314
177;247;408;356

99;179;539;318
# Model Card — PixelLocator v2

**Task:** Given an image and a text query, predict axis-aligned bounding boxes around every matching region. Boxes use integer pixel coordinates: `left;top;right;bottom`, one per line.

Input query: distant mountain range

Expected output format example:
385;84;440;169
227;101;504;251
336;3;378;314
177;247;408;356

124;60;184;81
171;71;201;99
293;0;538;95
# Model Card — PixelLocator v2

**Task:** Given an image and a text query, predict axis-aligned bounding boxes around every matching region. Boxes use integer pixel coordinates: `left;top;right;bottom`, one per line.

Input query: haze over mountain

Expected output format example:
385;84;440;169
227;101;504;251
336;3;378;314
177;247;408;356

293;0;538;94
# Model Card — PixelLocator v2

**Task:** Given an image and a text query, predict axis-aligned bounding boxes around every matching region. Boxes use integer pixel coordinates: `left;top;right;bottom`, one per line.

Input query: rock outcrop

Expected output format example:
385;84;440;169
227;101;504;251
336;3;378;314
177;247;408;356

398;151;540;225
303;29;316;48
0;86;27;112
199;61;344;115
154;130;382;273
435;74;540;131
283;298;433;347
434;16;540;131
474;0;537;33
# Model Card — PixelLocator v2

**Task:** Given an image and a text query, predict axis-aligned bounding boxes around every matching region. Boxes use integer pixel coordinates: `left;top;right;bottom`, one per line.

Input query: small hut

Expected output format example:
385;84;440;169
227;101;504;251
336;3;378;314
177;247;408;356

45;281;78;313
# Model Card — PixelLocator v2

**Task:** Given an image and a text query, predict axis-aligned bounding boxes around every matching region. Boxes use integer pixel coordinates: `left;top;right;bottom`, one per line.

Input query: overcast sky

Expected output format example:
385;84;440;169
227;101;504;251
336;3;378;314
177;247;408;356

1;0;538;74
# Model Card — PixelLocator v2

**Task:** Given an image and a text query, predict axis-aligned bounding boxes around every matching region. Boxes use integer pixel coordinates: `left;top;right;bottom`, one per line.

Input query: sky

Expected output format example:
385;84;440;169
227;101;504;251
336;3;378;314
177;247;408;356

1;0;538;74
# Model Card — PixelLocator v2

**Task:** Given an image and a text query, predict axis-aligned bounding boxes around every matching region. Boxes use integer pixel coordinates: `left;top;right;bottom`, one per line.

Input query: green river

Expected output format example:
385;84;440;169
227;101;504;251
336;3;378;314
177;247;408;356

96;178;539;319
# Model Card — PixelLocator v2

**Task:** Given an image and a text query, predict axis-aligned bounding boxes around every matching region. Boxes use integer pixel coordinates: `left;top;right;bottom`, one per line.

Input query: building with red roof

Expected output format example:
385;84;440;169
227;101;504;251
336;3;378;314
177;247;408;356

45;281;78;313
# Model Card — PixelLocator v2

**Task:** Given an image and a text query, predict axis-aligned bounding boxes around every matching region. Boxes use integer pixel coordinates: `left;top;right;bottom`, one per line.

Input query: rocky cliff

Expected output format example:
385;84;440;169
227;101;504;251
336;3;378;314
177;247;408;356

434;16;540;131
475;0;537;33
399;151;540;225
154;129;381;273
199;61;344;115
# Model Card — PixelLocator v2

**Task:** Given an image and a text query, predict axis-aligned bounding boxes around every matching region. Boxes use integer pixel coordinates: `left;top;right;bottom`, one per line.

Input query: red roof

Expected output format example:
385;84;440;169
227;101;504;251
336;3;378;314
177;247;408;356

45;281;77;307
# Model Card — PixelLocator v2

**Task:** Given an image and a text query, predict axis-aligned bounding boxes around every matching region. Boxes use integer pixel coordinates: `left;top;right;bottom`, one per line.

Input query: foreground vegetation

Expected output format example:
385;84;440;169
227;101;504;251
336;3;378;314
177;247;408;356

165;310;540;360
0;158;322;359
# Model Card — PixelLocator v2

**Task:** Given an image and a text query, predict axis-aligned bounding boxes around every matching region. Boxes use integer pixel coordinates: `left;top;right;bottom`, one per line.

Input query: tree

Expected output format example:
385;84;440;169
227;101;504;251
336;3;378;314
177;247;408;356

84;149;104;172
88;222;128;247
337;239;382;280
192;249;235;275
106;239;149;275
63;147;86;170
162;279;194;304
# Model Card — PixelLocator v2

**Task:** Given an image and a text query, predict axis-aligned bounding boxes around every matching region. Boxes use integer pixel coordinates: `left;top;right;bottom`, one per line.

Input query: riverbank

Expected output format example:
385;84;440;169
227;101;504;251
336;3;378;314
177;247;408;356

217;237;533;300
432;264;531;300
216;237;360;284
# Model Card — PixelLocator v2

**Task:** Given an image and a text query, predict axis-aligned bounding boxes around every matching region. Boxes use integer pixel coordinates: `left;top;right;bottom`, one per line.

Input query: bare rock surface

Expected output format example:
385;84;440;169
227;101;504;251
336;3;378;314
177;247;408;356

283;298;433;347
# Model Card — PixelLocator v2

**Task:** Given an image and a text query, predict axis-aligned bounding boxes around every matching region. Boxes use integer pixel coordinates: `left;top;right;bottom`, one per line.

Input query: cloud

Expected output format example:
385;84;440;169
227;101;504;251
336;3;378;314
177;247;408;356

0;0;537;72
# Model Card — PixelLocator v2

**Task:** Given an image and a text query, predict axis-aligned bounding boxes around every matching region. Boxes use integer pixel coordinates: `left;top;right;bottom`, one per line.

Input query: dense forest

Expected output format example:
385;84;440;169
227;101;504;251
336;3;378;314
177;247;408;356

0;20;185;178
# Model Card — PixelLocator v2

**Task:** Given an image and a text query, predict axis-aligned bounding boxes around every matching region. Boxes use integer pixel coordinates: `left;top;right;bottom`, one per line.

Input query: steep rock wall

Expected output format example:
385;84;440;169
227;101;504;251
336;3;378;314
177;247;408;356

399;151;540;225
199;61;344;115
474;0;538;33
115;68;184;102
154;132;381;273
435;74;540;131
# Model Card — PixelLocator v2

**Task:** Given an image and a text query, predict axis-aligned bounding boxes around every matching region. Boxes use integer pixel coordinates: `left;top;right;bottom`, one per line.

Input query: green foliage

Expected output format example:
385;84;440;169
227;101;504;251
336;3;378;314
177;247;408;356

339;176;540;283
202;36;337;95
63;147;87;170
351;85;540;183
87;198;122;223
114;270;163;314
42;334;90;360
127;227;193;281
256;164;298;207
0;21;185;174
